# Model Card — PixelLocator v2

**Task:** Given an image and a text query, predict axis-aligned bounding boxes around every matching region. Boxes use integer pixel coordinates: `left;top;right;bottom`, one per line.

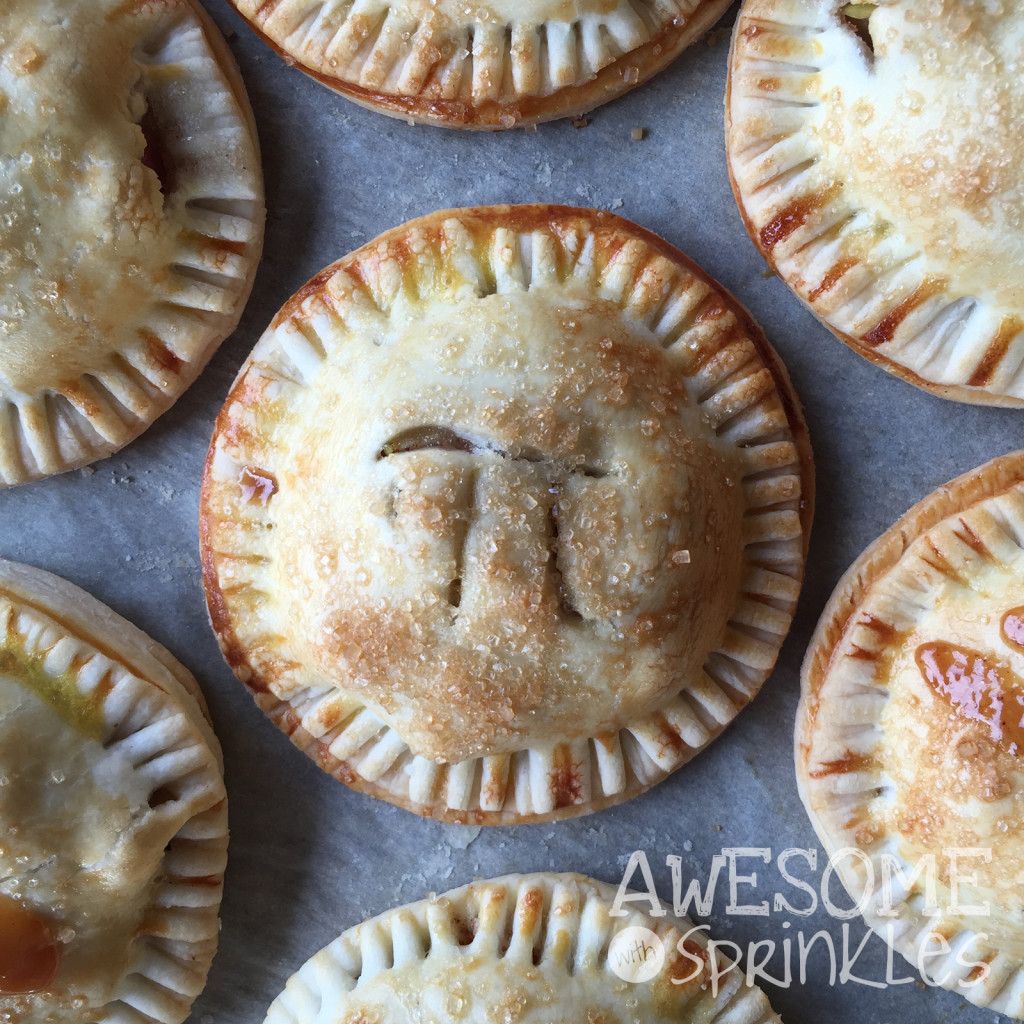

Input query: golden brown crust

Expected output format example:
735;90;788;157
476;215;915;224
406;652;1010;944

263;873;783;1024
800;451;1024;724
0;0;265;486
0;560;227;1024
797;451;1024;1017
726;0;1024;406
229;0;733;129
201;204;813;823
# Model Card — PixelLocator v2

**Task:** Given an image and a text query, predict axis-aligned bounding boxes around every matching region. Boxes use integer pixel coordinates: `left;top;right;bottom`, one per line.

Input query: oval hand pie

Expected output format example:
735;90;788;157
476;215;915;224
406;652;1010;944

798;451;1024;1017
0;560;227;1024
201;204;813;823
0;0;265;487
263;873;782;1024
727;0;1024;405
229;0;733;128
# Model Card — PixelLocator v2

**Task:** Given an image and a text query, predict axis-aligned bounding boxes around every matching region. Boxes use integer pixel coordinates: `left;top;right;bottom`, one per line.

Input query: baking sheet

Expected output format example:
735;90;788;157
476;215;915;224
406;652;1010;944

2;3;1020;1021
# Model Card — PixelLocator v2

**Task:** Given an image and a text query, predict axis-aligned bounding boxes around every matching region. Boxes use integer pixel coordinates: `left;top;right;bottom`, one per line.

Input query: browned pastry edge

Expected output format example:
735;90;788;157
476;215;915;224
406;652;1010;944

797;448;1024;771
229;0;732;129
723;13;1024;410
200;203;814;824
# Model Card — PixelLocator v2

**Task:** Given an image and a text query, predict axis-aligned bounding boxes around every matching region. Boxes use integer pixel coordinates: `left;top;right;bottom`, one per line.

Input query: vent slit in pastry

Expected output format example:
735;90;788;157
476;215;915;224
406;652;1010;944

201;204;813;822
728;0;1024;404
0;0;265;487
839;3;876;56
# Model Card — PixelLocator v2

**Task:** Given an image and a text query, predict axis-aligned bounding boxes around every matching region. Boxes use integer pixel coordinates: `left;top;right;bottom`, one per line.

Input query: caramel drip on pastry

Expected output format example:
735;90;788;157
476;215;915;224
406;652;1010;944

808;752;873;778
1001;607;1024;653
807;257;857;302
967;315;1024;387
860;613;896;638
916;641;1024;756
861;278;945;347
0;895;60;994
759;187;839;252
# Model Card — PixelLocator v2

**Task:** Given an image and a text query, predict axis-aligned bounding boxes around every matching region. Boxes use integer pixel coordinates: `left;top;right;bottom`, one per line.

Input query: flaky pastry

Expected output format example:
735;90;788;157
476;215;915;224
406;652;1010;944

229;0;733;128
264;873;782;1024
0;0;264;486
201;204;813;823
0;560;227;1024
727;0;1024;405
798;451;1024;1017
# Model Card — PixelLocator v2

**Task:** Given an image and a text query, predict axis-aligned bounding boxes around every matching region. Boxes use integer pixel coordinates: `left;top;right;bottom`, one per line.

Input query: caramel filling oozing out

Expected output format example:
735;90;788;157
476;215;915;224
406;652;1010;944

1001;606;1024;652
0;894;61;994
916;641;1024;756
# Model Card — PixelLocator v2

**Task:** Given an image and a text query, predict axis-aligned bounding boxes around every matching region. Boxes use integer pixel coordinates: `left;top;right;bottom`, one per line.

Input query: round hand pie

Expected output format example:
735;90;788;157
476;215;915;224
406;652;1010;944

0;0;265;487
0;560;227;1024
201;204;813;823
727;0;1024;406
263;873;782;1024
228;0;733;128
798;451;1024;1018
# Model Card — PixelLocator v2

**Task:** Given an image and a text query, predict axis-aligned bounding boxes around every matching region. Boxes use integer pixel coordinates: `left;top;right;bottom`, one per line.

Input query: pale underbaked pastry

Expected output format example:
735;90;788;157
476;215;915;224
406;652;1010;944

0;0;265;487
264;873;782;1024
798;451;1024;1018
201;204;813;823
228;0;734;128
726;0;1024;405
0;559;227;1024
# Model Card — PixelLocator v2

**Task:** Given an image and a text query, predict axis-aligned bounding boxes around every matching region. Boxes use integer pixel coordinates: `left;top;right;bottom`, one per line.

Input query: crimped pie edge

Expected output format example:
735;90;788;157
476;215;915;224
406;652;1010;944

263;872;782;1024
200;203;814;824
0;0;266;487
725;0;1024;407
0;559;228;1024
796;451;1024;1017
229;0;734;128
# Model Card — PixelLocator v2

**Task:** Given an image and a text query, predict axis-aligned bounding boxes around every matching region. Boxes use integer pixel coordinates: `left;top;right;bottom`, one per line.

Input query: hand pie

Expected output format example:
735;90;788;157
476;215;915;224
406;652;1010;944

0;0;265;487
727;0;1024;406
201;204;813;823
798;451;1024;1018
228;0;733;128
263;873;782;1024
0;560;227;1024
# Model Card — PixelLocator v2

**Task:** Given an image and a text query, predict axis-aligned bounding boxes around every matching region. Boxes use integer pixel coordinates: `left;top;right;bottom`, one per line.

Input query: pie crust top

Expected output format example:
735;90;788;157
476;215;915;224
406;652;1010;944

0;560;227;1024
263;873;782;1024
229;0;733;128
727;0;1024;405
798;451;1024;1018
0;0;265;487
201;204;813;823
